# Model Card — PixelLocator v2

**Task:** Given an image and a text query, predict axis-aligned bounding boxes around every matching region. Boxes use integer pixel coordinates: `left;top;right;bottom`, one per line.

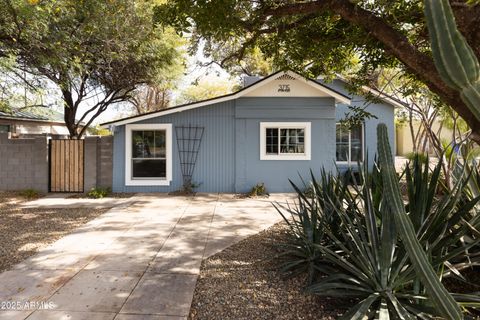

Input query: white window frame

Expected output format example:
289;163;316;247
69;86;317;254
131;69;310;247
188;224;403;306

260;122;311;160
125;123;172;186
335;123;364;165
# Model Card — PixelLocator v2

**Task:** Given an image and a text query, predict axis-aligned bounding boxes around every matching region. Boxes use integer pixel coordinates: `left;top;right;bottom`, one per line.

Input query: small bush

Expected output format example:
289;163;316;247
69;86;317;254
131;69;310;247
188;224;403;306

19;188;40;199
86;187;111;199
406;151;428;164
248;182;268;197
181;180;201;194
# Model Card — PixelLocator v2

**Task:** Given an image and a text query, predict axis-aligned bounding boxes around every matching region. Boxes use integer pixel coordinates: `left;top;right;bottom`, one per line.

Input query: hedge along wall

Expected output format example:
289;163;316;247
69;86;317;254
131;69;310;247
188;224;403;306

0;133;113;193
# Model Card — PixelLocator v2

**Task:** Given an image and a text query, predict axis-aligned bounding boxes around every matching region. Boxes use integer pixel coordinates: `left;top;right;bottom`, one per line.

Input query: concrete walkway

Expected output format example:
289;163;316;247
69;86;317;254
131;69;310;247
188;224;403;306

0;193;295;320
20;194;135;209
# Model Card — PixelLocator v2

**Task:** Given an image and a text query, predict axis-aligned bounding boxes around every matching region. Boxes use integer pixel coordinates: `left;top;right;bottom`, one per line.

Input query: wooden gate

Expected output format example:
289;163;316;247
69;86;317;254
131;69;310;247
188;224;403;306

49;139;84;192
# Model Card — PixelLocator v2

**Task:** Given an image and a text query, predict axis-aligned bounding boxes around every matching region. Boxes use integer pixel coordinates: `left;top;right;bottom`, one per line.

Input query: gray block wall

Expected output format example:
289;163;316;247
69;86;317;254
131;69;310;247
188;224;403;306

82;136;114;192
0;133;113;193
97;136;113;189
0;133;49;192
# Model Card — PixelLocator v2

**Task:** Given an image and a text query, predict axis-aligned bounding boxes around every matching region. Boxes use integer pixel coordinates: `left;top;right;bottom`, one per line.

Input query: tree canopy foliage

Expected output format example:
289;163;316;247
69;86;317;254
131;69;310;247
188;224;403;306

177;75;237;104
156;0;480;142
0;0;184;138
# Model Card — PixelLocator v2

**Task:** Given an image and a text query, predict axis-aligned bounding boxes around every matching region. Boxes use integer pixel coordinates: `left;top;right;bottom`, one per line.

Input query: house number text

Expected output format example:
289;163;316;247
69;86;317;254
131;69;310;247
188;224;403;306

278;84;290;92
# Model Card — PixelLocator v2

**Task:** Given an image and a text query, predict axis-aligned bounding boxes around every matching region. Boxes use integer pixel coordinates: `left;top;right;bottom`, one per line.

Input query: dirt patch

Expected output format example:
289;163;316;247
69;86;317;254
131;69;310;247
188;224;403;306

67;192;136;199
189;223;348;320
0;192;109;272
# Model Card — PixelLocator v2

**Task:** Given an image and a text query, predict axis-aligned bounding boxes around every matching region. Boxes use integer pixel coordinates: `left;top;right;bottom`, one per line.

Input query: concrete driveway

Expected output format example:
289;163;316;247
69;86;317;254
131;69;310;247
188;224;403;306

0;193;295;320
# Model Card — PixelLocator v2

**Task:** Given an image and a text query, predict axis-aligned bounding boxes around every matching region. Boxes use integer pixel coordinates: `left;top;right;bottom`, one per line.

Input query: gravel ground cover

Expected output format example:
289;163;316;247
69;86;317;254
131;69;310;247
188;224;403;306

190;222;480;320
0;192;109;272
189;223;350;320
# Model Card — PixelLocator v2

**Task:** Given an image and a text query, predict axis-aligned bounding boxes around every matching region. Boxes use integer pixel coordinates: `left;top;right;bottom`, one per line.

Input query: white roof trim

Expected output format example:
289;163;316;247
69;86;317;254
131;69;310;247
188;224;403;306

101;70;351;127
360;86;406;109
334;75;406;109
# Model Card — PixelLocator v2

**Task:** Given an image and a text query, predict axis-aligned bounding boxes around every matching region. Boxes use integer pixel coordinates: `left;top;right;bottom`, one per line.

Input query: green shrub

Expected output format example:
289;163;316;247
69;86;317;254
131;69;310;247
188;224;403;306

19;188;40;199
181;180;201;194
275;124;480;318
405;151;428;164
248;182;268;197
86;187;111;199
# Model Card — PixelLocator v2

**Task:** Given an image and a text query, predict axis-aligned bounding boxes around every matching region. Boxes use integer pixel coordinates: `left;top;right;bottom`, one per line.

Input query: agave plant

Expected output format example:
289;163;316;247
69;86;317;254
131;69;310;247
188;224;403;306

281;124;480;319
274;169;346;284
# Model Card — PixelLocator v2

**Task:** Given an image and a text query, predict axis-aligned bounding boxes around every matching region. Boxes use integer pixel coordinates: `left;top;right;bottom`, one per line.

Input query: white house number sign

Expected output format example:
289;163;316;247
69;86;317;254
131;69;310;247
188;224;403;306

278;84;290;92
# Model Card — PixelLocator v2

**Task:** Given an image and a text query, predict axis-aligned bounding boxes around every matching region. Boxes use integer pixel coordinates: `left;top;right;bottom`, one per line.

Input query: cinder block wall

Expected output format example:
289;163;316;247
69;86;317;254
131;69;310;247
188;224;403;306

0;133;49;192
83;136;113;191
0;133;113;193
97;136;113;189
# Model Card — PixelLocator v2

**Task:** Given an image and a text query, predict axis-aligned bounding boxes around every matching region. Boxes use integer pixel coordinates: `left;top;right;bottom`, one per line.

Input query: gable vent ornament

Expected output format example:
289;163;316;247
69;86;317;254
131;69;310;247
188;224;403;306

275;74;296;81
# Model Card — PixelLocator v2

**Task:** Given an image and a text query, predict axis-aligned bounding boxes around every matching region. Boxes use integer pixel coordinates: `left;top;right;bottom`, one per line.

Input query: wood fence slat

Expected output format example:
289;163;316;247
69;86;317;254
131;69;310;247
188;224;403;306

56;140;60;192
70;140;74;192
50;141;55;192
73;141;77;192
49;139;84;193
67;140;71;192
69;141;73;192
79;140;84;192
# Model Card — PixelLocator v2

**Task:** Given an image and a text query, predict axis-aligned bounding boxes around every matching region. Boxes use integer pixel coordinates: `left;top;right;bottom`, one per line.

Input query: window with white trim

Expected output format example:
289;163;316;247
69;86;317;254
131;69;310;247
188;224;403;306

0;124;10;133
260;122;311;160
336;123;363;163
125;124;172;186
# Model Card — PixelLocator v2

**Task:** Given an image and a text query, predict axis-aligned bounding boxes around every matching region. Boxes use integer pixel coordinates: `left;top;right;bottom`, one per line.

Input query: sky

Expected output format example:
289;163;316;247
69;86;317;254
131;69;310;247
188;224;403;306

89;46;231;125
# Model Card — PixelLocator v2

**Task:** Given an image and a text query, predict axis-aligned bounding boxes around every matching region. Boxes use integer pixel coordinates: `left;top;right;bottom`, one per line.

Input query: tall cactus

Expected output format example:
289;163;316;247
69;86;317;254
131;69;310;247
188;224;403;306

377;124;463;319
424;0;480;121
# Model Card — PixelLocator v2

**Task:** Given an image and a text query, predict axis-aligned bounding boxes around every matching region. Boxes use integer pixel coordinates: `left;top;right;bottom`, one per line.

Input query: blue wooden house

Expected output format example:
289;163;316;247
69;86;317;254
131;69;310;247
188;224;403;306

101;70;401;193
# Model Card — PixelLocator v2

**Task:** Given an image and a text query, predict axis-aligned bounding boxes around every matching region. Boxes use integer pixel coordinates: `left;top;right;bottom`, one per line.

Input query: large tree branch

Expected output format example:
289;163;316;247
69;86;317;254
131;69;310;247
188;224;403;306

76;87;135;138
262;0;480;141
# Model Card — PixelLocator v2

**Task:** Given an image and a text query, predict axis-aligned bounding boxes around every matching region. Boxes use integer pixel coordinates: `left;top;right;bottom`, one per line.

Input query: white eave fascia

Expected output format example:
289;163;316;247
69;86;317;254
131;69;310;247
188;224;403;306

283;70;351;105
360;86;407;109
101;70;351;128
334;75;407;109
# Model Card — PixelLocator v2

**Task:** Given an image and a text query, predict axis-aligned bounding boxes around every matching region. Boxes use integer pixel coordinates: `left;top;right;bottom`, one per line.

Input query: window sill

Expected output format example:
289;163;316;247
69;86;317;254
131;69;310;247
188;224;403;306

125;179;171;186
261;154;311;161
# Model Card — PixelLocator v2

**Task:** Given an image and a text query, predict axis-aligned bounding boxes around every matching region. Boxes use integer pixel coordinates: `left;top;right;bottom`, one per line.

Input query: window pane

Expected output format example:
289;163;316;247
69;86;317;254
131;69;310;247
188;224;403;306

266;128;278;154
0;125;10;133
132;130;166;159
132;131;144;158
350;125;363;162
132;159;166;178
280;128;305;154
336;125;349;161
142;131;155;158
153;131;166;158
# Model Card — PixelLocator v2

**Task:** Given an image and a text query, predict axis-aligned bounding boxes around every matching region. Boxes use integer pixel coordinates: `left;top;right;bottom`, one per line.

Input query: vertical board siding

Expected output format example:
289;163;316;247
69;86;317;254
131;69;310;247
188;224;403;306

112;101;236;193
320;79;396;170
49;139;84;192
234;97;336;193
112;93;395;193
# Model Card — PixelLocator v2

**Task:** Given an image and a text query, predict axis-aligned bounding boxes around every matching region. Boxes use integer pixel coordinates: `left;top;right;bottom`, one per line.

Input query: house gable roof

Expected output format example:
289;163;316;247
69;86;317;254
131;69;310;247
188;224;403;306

0;109;62;123
101;70;351;127
319;76;407;109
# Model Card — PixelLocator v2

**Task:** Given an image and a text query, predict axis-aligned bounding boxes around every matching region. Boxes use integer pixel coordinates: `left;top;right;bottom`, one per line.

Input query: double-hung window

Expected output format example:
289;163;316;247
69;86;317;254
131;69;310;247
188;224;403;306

125;124;172;186
0;124;10;133
336;123;363;164
260;122;311;160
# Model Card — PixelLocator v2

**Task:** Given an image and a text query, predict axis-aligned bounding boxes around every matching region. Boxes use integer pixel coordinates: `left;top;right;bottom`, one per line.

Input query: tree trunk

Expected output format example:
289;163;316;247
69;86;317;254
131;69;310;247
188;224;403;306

61;89;79;139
